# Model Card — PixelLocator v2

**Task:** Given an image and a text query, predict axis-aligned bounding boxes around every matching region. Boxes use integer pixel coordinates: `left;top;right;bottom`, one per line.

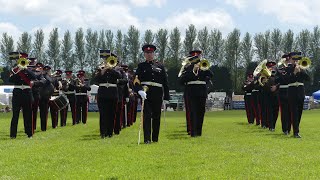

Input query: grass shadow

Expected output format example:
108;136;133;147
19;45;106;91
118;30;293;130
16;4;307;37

234;122;249;126
166;131;190;140
79;134;101;141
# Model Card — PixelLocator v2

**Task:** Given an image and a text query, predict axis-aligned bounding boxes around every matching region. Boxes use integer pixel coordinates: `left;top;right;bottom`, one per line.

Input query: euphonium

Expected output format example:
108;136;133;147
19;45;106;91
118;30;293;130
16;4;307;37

199;59;210;71
298;57;311;70
254;59;271;86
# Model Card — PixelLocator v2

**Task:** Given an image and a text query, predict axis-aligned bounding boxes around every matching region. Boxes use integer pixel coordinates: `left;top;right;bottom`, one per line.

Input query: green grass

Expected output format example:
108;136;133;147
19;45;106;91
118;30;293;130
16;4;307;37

0;110;320;179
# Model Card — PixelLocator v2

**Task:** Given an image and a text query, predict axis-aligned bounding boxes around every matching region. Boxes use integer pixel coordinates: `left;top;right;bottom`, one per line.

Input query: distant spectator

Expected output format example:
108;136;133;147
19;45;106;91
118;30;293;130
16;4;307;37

224;96;231;110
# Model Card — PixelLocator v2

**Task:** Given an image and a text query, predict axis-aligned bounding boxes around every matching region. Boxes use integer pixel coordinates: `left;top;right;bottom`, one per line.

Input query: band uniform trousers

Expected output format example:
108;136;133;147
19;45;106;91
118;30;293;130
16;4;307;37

278;88;290;133
143;96;163;142
39;97;49;131
244;93;255;124
188;95;206;137
252;90;261;125
114;99;124;134
32;92;40;131
267;93;279;130
10;88;34;138
98;97;118;137
61;94;76;125
288;86;305;134
76;95;88;124
49;96;59;128
184;92;191;134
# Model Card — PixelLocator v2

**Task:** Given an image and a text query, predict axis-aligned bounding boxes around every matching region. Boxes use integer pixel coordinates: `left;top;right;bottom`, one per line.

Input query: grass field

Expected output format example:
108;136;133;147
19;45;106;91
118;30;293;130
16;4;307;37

0;110;320;179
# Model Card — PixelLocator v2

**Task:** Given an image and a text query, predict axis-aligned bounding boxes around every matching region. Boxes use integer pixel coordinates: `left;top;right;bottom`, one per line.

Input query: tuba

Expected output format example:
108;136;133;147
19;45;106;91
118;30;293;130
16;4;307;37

298;57;311;70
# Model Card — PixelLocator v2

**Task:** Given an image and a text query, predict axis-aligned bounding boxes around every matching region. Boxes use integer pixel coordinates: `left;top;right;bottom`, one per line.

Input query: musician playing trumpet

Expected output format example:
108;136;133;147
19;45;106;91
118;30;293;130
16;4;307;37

9;52;38;139
179;50;213;137
61;71;77;125
286;52;310;138
93;50;123;138
75;70;91;124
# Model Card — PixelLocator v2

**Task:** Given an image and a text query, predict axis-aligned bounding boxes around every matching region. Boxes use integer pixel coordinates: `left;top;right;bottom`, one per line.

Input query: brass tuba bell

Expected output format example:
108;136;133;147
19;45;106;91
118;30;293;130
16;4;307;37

253;59;271;86
105;55;118;68
298;57;311;70
199;59;210;71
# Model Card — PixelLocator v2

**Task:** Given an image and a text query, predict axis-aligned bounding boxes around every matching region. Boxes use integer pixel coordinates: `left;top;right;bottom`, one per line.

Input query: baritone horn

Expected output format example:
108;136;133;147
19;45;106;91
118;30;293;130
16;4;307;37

298;57;311;70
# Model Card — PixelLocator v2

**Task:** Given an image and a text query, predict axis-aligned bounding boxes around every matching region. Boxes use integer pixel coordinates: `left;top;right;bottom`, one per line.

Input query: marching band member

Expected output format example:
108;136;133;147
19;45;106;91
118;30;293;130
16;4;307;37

61;70;77;125
277;53;291;135
242;73;255;124
31;62;46;131
114;65;129;134
179;51;213;137
93;51;122;138
287;52;310;138
9;52;37;138
75;70;91;124
263;60;279;131
49;69;63;128
134;44;170;144
39;65;55;131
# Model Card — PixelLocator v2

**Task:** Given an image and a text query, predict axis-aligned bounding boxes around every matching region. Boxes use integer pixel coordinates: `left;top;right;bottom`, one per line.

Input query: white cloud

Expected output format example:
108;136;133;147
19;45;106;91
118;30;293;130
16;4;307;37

257;0;314;25
155;9;235;34
0;22;21;42
129;0;166;7
225;0;248;10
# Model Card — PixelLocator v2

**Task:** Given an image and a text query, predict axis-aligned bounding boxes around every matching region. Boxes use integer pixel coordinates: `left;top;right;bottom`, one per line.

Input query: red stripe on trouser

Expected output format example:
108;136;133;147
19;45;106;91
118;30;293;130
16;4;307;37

186;96;191;133
31;102;34;135
278;96;283;125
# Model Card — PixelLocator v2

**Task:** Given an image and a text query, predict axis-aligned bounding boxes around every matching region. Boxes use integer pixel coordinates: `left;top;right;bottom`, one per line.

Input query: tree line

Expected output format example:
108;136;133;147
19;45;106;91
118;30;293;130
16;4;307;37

1;25;320;95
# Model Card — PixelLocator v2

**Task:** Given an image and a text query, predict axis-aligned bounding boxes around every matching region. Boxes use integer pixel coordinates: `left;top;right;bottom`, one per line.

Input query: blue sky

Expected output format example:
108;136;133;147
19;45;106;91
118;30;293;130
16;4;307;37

0;0;319;41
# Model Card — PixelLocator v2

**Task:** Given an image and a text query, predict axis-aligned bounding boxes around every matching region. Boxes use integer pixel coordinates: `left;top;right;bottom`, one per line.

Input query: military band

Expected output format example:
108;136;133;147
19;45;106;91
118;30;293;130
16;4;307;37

244;51;310;138
6;48;311;141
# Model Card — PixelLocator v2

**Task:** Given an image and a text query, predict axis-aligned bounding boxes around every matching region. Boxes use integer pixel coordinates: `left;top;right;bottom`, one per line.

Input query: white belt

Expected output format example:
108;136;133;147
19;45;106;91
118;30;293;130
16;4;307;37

99;83;117;88
141;82;163;87
246;93;252;95
279;85;288;89
64;91;75;94
288;82;304;87
75;93;87;95
187;81;206;85
14;85;31;90
252;90;259;92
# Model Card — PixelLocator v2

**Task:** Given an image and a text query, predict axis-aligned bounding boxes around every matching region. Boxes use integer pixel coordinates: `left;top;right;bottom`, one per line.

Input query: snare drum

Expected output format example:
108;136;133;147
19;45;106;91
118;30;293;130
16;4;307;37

49;95;69;111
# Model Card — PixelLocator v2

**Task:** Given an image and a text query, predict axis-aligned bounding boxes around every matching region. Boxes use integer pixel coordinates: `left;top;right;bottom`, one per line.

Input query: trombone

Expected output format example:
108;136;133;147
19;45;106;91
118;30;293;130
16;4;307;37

99;55;118;70
193;59;211;76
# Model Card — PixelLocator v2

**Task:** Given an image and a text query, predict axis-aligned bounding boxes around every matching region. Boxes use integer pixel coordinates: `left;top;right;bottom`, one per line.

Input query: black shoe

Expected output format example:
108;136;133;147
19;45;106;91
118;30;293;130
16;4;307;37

10;136;16;139
28;136;33;139
283;131;289;135
294;133;301;138
100;134;106;139
152;139;158;143
249;122;254;125
107;134;112;138
269;128;275;132
256;123;260;126
144;140;151;144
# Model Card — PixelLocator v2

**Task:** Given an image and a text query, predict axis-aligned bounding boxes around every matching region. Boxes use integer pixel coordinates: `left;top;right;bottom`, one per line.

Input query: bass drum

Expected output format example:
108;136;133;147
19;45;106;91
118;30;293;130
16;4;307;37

49;95;69;111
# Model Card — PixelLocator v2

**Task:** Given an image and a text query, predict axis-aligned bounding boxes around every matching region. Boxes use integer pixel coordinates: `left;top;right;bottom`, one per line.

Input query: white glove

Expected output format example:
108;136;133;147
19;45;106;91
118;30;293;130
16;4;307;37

125;98;129;103
138;90;147;99
163;100;169;104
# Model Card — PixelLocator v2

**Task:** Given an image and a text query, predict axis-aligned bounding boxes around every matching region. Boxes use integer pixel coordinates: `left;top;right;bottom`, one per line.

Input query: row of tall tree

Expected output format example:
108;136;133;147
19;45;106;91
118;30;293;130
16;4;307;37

1;25;320;94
